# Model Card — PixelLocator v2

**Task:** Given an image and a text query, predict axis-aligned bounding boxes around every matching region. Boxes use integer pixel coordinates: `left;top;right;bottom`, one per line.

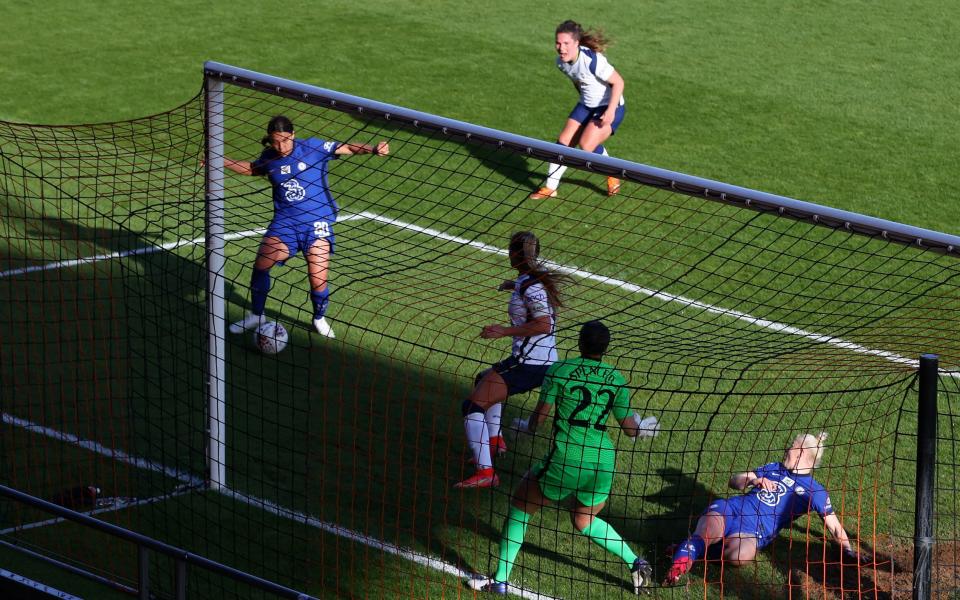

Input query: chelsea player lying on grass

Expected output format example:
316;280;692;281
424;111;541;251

223;115;389;339
468;320;655;595
664;431;870;585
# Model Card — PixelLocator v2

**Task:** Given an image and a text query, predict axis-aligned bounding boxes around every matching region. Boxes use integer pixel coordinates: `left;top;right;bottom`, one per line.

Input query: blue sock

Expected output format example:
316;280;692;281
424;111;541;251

672;535;706;563
310;288;330;319
250;268;271;315
592;144;606;155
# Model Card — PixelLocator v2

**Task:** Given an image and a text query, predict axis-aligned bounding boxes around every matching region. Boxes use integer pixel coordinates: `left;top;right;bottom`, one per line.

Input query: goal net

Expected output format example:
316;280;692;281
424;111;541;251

0;62;958;598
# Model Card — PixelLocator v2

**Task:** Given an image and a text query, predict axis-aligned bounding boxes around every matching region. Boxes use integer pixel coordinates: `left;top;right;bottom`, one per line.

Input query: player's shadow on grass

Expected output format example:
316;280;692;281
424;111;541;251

463;139;538;191
626;467;717;555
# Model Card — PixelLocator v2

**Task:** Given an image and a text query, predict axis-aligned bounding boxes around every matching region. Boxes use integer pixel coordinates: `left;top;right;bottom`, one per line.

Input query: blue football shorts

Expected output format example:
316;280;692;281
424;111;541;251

705;497;775;549
265;217;335;258
491;355;551;396
567;102;626;134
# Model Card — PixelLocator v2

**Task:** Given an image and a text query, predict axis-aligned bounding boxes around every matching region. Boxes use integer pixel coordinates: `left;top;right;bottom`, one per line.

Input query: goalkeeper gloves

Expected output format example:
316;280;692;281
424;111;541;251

631;414;660;440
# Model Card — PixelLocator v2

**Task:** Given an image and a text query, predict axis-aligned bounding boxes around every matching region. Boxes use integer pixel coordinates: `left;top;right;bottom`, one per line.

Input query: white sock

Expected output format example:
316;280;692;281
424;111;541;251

464;412;492;470
485;403;503;440
545;163;567;190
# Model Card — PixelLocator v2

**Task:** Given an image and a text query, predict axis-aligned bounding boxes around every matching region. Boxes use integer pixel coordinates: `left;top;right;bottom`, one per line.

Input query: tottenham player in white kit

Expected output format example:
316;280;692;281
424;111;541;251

455;232;568;489
531;20;626;200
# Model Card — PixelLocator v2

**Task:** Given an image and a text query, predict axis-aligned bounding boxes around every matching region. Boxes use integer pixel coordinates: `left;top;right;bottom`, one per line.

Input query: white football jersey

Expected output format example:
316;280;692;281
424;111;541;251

556;47;625;109
508;274;558;365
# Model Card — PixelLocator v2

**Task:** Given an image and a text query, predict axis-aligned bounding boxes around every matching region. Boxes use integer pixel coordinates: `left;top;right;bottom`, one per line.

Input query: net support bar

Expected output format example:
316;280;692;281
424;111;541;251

913;353;938;600
204;76;227;490
203;60;960;255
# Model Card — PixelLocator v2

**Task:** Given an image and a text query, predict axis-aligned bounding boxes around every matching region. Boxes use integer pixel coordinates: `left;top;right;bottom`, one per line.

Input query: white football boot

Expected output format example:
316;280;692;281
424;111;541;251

229;313;265;334
313;317;336;338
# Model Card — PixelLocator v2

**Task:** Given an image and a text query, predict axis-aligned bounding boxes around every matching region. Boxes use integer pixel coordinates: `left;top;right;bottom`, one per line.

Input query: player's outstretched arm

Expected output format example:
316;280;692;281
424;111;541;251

481;315;551;340
335;141;390;156
618;413;640;438
729;471;759;491
206;157;255;176
224;158;255;175
822;513;868;563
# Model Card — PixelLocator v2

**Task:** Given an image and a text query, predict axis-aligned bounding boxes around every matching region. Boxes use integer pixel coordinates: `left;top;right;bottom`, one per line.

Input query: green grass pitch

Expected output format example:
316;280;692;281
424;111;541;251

1;1;959;599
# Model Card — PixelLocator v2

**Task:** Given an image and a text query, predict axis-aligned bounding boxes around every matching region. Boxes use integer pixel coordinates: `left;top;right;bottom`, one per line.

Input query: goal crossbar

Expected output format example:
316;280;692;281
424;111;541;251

204;60;960;255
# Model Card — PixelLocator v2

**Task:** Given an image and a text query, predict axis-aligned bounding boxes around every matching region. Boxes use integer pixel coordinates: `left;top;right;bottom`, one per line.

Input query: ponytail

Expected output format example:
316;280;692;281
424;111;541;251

555;19;611;53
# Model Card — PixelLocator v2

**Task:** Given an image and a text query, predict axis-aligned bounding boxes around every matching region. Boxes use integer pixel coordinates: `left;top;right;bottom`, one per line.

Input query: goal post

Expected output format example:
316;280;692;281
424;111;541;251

204;75;227;491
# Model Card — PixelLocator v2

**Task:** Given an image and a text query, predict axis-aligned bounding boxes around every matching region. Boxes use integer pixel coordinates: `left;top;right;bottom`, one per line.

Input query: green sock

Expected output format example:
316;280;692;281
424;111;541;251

580;517;638;566
493;506;532;582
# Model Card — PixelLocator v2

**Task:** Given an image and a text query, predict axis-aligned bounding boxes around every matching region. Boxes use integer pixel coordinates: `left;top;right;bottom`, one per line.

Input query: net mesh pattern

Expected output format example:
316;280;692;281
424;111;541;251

0;77;958;598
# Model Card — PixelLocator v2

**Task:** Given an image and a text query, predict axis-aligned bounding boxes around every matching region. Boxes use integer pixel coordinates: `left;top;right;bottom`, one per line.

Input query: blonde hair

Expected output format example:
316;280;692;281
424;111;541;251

790;431;828;474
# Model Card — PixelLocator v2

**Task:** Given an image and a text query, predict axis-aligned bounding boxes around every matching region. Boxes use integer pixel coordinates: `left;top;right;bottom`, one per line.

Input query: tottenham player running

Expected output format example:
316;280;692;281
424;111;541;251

223;116;389;339
455;232;567;489
468;320;653;595
530;20;626;200
664;432;869;584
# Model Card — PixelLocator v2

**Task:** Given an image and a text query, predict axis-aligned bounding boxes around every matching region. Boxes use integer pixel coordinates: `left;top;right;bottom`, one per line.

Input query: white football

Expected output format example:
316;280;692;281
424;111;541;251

253;321;288;355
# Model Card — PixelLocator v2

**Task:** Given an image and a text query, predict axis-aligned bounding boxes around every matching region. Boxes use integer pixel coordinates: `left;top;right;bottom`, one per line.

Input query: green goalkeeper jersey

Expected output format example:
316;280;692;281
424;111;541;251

540;357;631;464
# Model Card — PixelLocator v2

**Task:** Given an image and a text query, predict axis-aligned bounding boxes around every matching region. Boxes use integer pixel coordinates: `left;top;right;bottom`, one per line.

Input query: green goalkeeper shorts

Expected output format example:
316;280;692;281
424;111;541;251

533;451;615;507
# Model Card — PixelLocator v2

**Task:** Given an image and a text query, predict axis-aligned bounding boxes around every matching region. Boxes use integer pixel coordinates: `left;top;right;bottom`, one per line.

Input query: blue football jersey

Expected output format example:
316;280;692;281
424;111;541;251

747;462;834;537
252;138;340;222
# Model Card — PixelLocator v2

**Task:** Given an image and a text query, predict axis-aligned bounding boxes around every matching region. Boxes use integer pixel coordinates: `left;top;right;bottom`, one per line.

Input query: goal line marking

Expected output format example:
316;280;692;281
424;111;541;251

0;487;197;536
1;412;202;486
0;209;940;373
3;412;559;599
356;210;931;372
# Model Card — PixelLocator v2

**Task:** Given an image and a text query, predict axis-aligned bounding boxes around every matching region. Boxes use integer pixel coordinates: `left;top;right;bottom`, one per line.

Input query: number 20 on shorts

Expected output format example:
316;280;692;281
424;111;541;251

313;221;330;238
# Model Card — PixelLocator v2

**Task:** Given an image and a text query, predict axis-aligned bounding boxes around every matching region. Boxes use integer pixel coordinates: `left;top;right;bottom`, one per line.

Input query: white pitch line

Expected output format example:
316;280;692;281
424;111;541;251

0;214;367;280
0;487;196;535
1;413;203;486
0;208;947;372
221;487;561;600
356;210;943;373
3;412;558;599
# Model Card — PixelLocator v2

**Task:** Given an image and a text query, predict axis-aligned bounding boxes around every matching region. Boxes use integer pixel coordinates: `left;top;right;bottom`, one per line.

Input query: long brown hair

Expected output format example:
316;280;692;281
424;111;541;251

555;20;611;53
509;231;571;310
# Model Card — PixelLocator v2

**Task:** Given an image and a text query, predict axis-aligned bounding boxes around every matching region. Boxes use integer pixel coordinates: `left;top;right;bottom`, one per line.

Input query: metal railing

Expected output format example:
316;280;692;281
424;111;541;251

0;484;317;600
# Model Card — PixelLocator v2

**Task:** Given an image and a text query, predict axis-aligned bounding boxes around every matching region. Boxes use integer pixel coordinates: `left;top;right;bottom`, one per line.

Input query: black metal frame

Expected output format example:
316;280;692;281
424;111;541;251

0;485;317;600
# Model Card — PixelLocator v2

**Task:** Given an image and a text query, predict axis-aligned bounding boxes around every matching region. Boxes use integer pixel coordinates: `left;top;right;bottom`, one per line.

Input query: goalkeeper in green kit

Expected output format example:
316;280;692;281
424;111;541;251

468;320;658;595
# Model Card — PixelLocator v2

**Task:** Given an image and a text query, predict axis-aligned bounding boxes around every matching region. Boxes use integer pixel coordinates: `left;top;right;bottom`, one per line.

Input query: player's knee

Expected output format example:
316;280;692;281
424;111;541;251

723;541;756;566
461;400;485;417
572;513;593;532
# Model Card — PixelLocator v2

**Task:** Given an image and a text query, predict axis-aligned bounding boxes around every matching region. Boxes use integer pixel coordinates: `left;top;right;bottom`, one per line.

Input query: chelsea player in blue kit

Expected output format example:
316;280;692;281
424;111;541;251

224;116;389;338
664;432;869;584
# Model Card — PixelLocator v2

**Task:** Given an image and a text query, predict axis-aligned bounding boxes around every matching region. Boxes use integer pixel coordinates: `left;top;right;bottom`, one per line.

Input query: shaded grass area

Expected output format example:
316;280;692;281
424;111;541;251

2;2;960;595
